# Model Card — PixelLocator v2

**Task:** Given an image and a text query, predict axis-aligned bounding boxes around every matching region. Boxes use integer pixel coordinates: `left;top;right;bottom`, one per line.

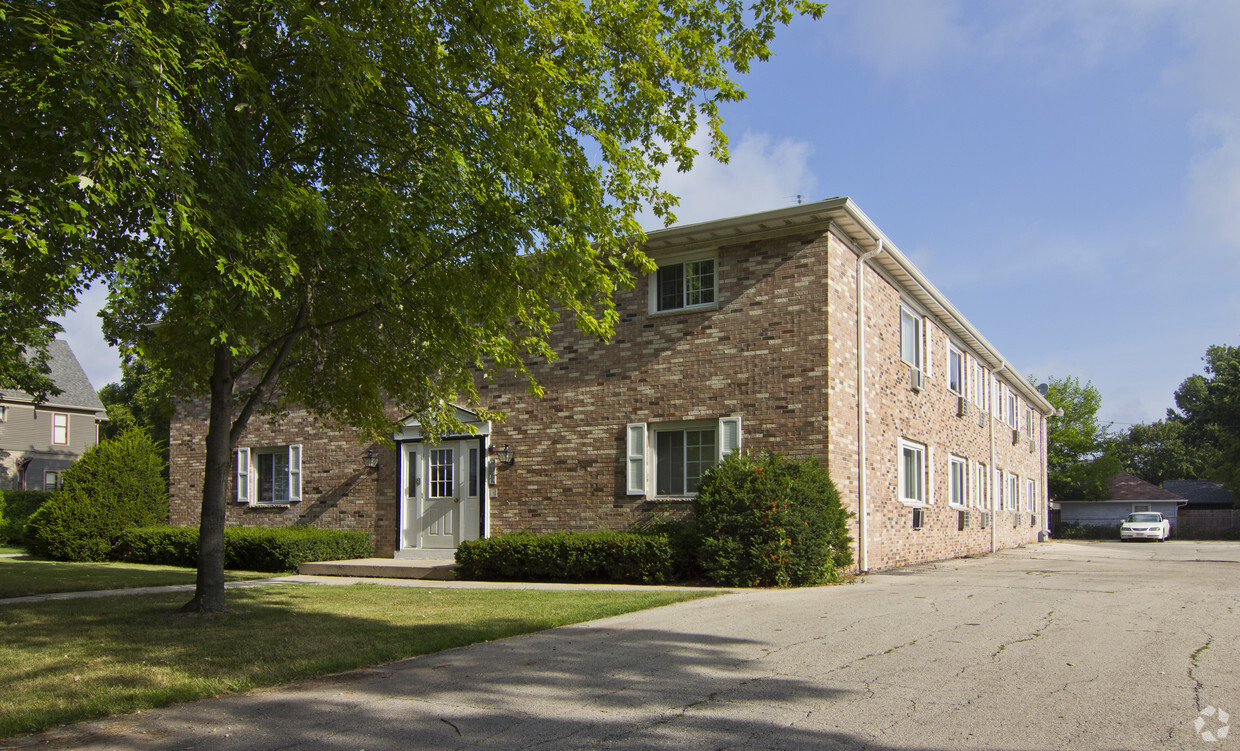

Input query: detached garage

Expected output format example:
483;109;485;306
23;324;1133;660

1053;473;1186;529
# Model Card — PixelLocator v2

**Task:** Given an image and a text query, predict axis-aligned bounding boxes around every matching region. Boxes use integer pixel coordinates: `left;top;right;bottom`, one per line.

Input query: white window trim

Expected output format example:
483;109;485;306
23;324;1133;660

899;304;922;371
899;438;927;507
1026;478;1037;513
1006;472;1019;511
0;405;7;422
626;417;740;498
1027;407;1036;440
948;345;964;395
236;445;303;506
1133;503;1151;513
51;412;69;445
948;454;967;508
923;318;934;379
1007;392;1019;430
648;254;718;315
43;470;59;491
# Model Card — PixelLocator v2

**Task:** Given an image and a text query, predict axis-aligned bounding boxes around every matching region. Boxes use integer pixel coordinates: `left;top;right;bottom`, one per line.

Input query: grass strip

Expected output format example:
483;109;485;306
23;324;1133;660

0;558;275;598
0;584;714;738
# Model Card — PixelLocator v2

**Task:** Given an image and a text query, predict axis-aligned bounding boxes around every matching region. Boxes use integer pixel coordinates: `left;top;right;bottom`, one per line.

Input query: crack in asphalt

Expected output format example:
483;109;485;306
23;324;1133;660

1189;635;1214;712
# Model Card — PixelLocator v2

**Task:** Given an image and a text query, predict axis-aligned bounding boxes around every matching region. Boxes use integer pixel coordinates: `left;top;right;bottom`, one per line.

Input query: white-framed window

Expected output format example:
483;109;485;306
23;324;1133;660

973;363;987;409
0;405;7;422
948;346;964;395
43;470;60;491
1007;392;1019;429
1027;407;1035;440
52;413;69;445
1007;472;1019;511
992;376;1002;417
652;257;716;312
236;445;302;505
899;438;927;506
900;305;922;370
994;468;1002;510
975;461;987;510
1026;478;1036;513
949;454;967;507
625;416;741;497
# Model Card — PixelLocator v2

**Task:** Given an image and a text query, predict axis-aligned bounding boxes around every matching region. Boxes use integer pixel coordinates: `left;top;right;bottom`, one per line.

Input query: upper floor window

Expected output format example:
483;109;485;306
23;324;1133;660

948;346;964;395
655;258;715;312
1007;392;1019;429
973;363;987;409
1027;407;1035;440
900;306;922;369
52;413;69;445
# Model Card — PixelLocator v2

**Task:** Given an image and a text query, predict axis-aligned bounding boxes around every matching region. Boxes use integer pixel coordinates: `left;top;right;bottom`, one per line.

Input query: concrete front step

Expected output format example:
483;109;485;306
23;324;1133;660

298;557;457;580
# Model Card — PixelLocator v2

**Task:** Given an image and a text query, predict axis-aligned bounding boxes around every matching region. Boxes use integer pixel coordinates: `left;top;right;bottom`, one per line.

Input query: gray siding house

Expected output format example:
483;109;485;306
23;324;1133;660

0;340;107;491
1054;473;1186;529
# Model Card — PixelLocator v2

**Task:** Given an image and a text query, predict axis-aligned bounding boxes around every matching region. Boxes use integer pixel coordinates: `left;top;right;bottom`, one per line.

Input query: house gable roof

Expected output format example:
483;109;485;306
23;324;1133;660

1105;472;1186;502
1;340;105;412
1163;480;1234;507
641;196;1056;416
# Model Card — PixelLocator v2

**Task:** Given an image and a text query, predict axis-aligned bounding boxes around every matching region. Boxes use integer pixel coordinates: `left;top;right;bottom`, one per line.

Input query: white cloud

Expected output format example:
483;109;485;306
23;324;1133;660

647;129;817;229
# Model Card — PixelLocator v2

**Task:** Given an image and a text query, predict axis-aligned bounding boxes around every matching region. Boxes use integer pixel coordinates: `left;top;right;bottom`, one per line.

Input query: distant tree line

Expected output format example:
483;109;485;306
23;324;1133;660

1041;344;1240;504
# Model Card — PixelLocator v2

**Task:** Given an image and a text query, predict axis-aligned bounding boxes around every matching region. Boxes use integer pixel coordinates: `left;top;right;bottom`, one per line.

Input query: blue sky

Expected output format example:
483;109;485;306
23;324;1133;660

57;0;1239;429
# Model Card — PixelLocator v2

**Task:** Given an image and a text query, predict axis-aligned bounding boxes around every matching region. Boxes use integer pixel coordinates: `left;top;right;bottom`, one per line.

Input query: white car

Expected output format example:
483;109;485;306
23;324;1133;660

1120;512;1171;541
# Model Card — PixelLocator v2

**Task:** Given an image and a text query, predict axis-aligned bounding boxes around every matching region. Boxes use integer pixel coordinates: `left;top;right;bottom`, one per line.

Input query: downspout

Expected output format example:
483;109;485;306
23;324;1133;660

991;364;1006;554
856;240;883;573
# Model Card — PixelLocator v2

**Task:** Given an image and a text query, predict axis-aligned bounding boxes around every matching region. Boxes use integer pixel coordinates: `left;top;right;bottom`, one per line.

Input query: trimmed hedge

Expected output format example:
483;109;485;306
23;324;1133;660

0;490;53;545
24;429;167;561
114;526;373;572
1052;522;1121;540
691;451;853;587
455;531;673;584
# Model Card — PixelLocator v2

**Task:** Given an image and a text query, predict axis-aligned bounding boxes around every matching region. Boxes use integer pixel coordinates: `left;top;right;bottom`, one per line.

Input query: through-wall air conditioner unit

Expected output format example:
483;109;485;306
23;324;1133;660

957;396;968;418
1031;514;1037;528
1011;428;1020;445
910;367;925;393
981;512;990;529
912;507;926;530
958;510;970;531
1029;439;1036;454
977;410;986;427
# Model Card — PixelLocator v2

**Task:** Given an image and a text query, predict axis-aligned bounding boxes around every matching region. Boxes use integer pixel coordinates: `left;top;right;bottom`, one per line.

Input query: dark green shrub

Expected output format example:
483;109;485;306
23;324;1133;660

691;452;852;587
1052;522;1120;540
0;490;53;545
455;530;673;583
25;429;167;561
113;526;373;572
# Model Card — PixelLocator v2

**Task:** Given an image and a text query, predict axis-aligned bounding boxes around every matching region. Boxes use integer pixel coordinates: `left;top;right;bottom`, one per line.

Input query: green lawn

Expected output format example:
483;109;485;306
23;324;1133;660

0;584;714;738
0;558;276;598
0;544;24;555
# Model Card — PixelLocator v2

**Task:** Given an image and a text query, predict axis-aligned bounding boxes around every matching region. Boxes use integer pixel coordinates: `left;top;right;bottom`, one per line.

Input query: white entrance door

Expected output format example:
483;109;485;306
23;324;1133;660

400;441;481;552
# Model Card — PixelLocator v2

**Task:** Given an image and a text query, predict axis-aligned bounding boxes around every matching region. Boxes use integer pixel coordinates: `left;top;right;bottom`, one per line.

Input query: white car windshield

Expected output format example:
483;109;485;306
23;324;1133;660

1126;513;1162;523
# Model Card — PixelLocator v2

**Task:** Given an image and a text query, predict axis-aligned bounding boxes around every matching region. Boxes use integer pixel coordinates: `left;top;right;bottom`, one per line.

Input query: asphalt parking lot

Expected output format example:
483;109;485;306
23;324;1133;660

15;540;1240;750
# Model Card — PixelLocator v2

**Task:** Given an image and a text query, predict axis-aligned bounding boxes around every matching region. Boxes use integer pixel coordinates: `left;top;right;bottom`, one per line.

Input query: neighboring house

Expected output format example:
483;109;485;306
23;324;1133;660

0;340;107;491
1164;480;1238;536
1053;473;1186;529
168;197;1055;572
1163;480;1234;510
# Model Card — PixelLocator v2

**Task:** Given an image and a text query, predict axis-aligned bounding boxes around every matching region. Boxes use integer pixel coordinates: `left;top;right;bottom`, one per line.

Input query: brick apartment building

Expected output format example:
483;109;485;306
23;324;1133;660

168;197;1055;572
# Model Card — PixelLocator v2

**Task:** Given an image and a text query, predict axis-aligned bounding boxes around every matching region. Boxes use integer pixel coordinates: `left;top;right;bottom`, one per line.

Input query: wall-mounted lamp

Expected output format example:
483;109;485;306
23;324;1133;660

490;443;515;466
365;448;380;469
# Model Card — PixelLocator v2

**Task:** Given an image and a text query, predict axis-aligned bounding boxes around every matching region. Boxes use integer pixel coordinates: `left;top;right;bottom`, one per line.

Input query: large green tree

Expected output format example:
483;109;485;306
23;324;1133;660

5;0;823;611
1040;375;1116;500
99;356;172;449
1111;419;1214;487
1;0;202;398
1167;345;1240;493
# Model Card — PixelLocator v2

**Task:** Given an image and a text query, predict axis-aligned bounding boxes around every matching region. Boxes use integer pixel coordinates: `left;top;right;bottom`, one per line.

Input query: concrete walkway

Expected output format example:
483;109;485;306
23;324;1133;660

10;540;1240;750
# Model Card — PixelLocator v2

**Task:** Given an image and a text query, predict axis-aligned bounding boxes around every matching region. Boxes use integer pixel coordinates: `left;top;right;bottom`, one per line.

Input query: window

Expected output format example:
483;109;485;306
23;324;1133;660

973;363;987;408
975;461;987;510
52;413;69;445
949;455;967;507
900;305;921;369
948;346;964;395
1133;503;1151;513
992;376;1001;417
1026;479;1036;513
1007;472;1019;511
899;439;926;505
625;417;741;497
236;445;302;505
43;470;60;491
654;258;715;312
1007;392;1019;429
1027;407;1035;440
0;405;7;422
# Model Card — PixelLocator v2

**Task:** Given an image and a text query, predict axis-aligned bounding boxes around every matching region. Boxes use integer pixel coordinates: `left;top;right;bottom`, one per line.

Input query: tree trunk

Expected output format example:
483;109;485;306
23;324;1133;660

181;345;234;612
